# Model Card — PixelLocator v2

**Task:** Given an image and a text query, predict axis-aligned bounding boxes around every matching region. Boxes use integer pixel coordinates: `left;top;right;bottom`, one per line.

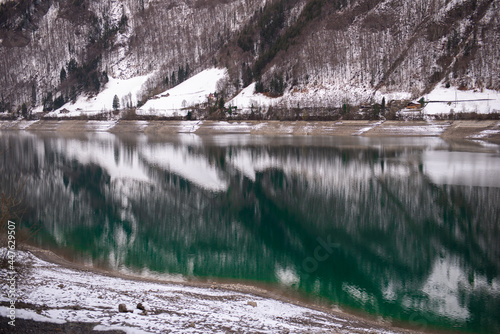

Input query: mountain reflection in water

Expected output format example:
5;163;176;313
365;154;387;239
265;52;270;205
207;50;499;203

1;131;499;333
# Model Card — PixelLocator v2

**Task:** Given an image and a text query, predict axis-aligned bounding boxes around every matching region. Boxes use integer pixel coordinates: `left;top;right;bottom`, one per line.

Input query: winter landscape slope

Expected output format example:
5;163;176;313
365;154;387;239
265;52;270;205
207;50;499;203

1;0;500;116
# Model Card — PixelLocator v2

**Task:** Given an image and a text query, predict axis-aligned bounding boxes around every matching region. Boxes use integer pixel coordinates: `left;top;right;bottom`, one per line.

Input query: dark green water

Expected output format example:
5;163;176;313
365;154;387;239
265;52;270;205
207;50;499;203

1;130;500;333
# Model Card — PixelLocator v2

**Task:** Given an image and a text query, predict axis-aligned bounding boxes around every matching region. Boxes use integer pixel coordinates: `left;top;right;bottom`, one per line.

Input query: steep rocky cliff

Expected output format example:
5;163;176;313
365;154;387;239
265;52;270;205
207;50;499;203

1;0;499;113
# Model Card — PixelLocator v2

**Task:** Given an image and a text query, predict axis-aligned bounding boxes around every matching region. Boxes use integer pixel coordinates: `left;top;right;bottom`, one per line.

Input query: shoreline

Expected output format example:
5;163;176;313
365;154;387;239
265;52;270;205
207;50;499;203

1;245;437;334
0;119;499;142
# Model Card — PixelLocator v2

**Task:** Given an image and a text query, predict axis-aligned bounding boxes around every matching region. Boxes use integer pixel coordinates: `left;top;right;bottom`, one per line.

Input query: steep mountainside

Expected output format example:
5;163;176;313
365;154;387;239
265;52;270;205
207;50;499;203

1;0;499;114
0;0;264;111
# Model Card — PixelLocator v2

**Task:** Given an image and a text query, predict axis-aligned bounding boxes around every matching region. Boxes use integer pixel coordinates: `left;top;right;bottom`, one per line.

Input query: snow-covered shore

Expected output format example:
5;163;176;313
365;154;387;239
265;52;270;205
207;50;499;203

0;248;416;333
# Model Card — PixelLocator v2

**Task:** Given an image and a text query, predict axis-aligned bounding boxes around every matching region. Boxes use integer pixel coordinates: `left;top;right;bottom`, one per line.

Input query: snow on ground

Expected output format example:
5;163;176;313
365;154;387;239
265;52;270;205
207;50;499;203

0;120;39;130
177;120;203;133
227;82;412;112
226;82;279;113
85;120;118;132
469;129;500;139
0;249;402;334
353;120;384;136
137;68;227;117
48;74;151;117
376;121;451;136
421;84;500;115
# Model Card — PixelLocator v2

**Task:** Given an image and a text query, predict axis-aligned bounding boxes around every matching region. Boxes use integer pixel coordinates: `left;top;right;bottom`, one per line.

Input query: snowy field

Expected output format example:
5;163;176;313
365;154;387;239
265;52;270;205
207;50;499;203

0;249;408;334
137;69;228;117
48;74;151;118
421;84;500;115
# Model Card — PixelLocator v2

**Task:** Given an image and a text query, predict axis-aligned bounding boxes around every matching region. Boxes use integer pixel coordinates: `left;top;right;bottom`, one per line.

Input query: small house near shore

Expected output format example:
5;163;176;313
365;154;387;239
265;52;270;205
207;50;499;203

406;102;422;109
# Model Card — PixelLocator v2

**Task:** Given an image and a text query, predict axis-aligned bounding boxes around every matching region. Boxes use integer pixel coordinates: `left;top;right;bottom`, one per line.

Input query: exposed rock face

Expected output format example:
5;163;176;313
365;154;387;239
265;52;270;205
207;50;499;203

1;0;499;112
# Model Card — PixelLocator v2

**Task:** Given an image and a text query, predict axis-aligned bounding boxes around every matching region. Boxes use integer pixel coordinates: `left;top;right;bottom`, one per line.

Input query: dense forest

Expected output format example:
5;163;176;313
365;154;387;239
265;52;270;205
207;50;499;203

1;0;499;113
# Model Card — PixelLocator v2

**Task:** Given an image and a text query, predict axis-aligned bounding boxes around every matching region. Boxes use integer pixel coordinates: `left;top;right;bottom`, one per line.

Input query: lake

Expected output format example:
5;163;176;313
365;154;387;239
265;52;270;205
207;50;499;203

1;130;499;333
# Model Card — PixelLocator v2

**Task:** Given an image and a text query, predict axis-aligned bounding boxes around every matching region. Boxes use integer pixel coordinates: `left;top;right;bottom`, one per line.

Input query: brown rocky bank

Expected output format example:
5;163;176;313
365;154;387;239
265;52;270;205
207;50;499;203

0;119;500;142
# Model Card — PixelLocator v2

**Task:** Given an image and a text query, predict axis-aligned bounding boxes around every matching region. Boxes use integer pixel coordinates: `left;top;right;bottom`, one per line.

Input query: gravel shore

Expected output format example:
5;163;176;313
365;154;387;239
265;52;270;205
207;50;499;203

0;247;428;334
1;119;500;142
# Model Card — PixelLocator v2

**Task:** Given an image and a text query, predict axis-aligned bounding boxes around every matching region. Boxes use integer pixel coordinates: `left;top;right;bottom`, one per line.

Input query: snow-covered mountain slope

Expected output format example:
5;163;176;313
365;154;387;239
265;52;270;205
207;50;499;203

225;0;500;108
48;74;151;117
1;0;499;114
0;0;263;111
137;68;227;117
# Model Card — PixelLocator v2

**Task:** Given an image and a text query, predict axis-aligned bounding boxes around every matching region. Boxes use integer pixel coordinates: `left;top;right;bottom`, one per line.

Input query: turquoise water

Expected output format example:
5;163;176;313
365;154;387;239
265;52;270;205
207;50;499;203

1;131;499;333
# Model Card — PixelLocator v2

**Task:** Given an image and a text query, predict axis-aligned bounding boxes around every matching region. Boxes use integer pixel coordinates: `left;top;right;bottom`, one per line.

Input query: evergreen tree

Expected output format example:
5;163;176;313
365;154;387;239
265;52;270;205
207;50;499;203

242;63;253;87
270;74;284;96
70;86;77;103
102;71;109;84
112;94;120;111
218;97;225;110
31;84;36;108
171;71;176;86
43;93;53;112
54;95;65;109
0;95;5;113
21;103;28;119
67;58;78;75
60;68;67;83
255;80;264;93
418;97;425;107
178;65;185;83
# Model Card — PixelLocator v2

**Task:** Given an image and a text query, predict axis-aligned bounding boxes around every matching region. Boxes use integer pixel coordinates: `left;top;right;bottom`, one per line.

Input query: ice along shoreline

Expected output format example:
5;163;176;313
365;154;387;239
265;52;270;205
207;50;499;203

0;119;500;142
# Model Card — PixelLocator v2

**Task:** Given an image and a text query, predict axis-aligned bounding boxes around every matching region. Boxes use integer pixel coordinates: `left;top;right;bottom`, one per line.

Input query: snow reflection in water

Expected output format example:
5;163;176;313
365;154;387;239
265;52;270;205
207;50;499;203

1;131;499;333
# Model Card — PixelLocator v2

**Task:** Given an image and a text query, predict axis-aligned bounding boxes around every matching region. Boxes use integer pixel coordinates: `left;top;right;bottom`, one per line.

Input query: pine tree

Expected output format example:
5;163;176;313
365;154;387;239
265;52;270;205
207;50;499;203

218;97;225;110
112;95;120;111
178;65;185;83
21;103;28;119
60;68;67;83
31;84;37;108
171;71;176;86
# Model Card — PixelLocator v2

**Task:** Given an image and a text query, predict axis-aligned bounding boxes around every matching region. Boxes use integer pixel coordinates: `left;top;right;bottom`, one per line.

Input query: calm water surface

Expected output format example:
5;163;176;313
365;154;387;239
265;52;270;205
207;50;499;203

1;130;499;333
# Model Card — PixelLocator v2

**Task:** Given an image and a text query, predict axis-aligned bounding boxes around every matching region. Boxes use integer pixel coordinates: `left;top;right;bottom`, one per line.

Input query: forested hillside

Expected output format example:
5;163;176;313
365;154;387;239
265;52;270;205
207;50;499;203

1;0;499;114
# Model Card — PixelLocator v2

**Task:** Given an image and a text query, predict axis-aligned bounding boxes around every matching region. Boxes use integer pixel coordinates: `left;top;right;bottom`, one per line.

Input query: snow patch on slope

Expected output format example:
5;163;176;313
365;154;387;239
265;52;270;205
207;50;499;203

422;84;500;115
137;68;228;117
227;82;279;113
50;74;151;117
228;82;412;111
